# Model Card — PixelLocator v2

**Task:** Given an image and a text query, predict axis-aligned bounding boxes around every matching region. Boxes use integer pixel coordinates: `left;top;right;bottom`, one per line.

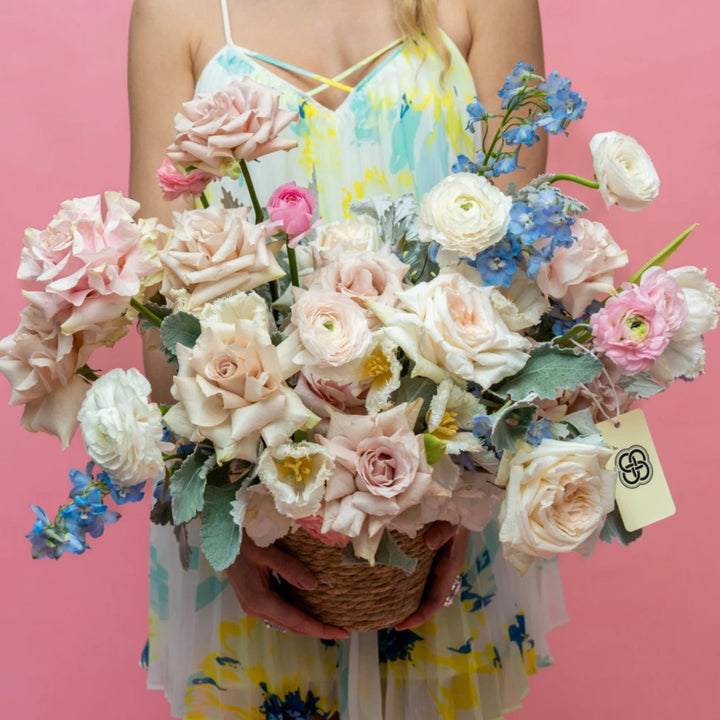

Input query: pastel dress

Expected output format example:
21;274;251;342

146;2;568;718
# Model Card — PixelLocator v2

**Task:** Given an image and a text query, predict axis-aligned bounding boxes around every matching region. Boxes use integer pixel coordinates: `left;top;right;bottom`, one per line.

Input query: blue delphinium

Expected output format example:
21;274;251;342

452;154;481;174
61;487;120;540
526;418;553;446
106;476;146;505
502;122;540;148
535;71;587;134
26;505;86;559
68;464;95;498
498;61;536;107
472;414;494;444
465;98;488;132
471;238;519;287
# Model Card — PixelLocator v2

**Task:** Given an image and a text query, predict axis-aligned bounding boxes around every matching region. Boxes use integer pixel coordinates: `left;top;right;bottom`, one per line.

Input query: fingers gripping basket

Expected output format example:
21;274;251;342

275;528;437;632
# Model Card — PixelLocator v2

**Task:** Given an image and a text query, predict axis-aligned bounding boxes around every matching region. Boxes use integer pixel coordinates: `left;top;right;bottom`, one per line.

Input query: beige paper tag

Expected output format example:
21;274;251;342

595;408;675;532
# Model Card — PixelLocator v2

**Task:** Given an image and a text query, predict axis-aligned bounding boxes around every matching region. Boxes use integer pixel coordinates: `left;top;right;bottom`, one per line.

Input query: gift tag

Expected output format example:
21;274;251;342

596;408;675;532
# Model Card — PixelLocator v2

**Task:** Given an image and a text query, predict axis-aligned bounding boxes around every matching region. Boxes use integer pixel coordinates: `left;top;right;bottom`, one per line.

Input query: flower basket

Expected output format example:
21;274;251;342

274;528;436;632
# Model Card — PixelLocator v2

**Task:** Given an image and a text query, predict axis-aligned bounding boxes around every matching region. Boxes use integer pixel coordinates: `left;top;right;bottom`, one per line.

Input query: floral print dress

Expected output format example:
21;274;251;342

145;4;568;717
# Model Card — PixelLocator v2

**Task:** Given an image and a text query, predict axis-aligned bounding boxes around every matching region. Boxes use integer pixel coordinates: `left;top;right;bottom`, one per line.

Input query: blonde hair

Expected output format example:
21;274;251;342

393;0;451;73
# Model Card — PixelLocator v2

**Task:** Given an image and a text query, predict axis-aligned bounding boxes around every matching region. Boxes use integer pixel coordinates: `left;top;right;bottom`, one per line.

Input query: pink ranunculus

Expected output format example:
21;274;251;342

156;157;214;201
535;219;628;318
639;266;689;334
166;77;299;175
589;286;675;374
267;182;319;247
18;193;160;334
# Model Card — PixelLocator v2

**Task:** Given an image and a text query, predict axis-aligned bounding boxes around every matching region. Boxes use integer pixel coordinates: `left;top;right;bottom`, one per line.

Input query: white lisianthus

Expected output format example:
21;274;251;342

418;173;511;264
496;437;616;573
590;131;660;211
257;441;333;519
78;368;170;487
426;379;485;454
371;270;530;389
650;266;720;382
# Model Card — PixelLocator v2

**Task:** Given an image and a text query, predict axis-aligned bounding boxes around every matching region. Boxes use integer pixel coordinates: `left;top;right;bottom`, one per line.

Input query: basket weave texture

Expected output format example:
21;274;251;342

275;528;436;632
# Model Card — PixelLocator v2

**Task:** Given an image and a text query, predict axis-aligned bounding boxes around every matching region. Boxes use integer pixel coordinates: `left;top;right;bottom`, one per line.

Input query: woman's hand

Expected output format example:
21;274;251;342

226;531;349;640
395;522;469;630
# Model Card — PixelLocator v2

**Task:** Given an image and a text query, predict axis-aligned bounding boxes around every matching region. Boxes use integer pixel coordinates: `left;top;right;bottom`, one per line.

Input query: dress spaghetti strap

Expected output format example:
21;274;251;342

218;0;401;95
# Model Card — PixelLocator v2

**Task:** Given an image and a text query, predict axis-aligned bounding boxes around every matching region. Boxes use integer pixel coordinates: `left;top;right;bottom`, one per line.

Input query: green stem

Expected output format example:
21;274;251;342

554;323;592;348
548;173;600;189
286;239;300;287
240;159;264;223
131;298;163;327
198;191;209;209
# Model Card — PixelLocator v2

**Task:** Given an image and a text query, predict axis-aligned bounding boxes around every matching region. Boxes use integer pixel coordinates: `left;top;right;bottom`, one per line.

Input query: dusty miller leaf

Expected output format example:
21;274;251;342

161;311;202;361
491;400;538;452
341;530;418;573
495;344;603;401
561;408;601;439
600;505;643;546
170;450;216;524
200;484;242;572
391;375;438;431
617;373;666;399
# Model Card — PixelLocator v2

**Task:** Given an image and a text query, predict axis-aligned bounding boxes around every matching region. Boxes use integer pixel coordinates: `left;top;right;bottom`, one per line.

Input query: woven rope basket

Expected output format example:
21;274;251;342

275;528;436;632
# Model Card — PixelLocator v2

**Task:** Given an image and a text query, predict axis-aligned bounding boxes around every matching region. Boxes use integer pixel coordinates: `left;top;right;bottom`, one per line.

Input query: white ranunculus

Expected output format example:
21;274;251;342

418;173;511;264
78;368;169;487
650;266;720;382
289;287;373;368
371;270;530;389
257;441;333;519
590;131;660;211
496;437;616;572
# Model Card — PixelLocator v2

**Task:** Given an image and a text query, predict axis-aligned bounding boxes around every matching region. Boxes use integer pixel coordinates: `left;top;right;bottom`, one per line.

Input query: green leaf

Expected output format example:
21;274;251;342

491;401;538;452
600;505;643;546
199;484;242;572
423;433;446;464
627;224;698;285
495;344;603;401
170;450;215;524
561;408;601;439
617;373;666;399
392;375;438;431
160;311;202;360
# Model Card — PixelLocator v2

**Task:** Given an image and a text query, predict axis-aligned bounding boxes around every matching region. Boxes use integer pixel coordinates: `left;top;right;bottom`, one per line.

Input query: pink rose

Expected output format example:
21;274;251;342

294;371;367;418
156;157;214;201
0;306;91;447
267;182;319;247
590;286;675;374
18;193;160;334
535;219;628;318
166;77;299;175
304;248;409;327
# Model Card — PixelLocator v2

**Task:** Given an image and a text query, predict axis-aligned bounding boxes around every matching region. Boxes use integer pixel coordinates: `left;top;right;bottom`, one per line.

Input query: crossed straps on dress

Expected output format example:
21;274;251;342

219;0;403;96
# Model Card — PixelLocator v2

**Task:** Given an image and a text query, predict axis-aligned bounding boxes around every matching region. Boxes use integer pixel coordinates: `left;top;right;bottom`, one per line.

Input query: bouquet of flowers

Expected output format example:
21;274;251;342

3;63;718;628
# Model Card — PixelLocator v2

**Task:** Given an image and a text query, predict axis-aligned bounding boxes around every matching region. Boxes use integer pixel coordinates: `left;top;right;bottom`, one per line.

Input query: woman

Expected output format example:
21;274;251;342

128;1;564;717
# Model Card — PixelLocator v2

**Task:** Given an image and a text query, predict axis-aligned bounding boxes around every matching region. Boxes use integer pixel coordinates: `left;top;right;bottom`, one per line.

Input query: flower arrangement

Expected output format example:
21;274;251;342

3;67;717;609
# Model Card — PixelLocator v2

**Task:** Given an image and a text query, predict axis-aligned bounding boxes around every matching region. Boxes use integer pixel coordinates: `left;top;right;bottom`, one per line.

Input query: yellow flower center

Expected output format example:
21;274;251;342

626;315;648;341
278;455;314;488
363;349;391;387
430;410;459;440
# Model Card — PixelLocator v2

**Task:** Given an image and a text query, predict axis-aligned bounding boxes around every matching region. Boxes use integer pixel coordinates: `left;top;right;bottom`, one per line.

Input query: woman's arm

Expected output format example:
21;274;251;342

465;0;547;184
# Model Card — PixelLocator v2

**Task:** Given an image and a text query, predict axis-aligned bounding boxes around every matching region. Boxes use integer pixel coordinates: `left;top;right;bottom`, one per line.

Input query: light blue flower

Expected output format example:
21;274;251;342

61;488;120;540
107;477;146;505
465;98;488;132
502;123;540;147
526;418;553;446
26;505;86;559
498;61;535;108
472;239;519;287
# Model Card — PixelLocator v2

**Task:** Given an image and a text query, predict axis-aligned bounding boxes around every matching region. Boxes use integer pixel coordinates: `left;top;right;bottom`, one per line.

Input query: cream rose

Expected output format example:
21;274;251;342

371;270;530;389
311;215;382;253
78;368;170;487
161;206;284;311
535;219;628;318
496;437;616;572
164;316;313;463
418;173;511;264
590;131;660;211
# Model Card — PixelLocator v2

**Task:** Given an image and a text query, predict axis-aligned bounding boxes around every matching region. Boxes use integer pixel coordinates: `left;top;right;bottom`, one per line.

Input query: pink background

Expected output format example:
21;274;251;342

1;1;718;717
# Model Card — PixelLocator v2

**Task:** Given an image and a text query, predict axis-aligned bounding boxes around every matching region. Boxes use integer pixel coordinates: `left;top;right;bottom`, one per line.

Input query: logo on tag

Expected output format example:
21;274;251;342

615;444;653;489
